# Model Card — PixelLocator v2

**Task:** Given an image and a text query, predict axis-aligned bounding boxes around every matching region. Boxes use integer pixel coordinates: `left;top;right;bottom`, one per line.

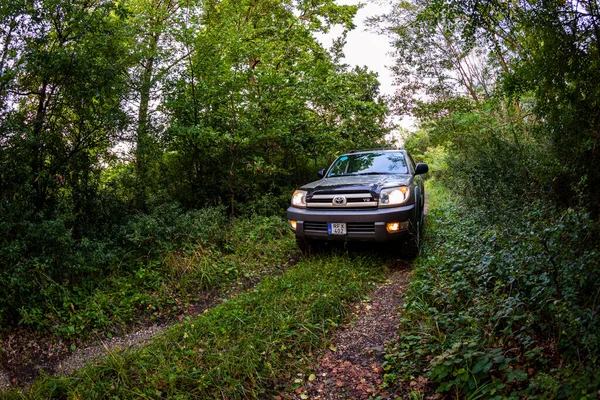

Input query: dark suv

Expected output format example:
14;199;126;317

287;149;428;258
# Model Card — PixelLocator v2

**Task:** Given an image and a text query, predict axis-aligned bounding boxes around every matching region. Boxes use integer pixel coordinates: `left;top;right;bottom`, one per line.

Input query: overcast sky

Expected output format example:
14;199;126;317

325;0;395;95
315;0;416;133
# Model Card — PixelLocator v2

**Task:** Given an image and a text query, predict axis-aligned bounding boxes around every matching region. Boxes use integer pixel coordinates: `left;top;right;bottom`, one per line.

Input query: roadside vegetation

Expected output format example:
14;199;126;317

2;210;294;340
384;181;600;398
377;0;600;397
5;253;386;399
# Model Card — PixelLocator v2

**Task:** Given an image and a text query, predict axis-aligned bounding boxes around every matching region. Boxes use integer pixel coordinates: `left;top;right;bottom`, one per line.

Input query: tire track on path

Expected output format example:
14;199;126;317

286;265;410;400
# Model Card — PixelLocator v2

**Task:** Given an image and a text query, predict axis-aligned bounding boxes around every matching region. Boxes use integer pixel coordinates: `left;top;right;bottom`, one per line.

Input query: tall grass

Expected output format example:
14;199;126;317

6;253;386;399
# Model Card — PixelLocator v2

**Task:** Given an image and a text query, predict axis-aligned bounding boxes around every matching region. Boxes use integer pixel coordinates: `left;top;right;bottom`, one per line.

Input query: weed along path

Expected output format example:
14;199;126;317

0;219;299;392
284;263;410;400
1;241;415;397
0;278;257;390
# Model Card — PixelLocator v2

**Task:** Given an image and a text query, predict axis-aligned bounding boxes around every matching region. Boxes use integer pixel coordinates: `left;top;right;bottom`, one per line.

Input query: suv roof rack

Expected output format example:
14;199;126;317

347;147;403;153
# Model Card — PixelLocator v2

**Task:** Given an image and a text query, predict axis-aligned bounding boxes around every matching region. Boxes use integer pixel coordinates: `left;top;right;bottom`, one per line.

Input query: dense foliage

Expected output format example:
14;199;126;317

378;0;600;396
384;182;600;398
0;0;389;333
376;0;600;212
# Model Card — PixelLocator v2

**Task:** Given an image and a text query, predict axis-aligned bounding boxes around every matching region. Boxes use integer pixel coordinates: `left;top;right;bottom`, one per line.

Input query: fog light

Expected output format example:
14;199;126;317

386;222;400;232
386;221;410;233
289;220;297;230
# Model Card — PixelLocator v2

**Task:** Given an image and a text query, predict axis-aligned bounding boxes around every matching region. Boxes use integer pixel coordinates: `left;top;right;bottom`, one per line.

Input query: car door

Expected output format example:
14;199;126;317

408;154;424;211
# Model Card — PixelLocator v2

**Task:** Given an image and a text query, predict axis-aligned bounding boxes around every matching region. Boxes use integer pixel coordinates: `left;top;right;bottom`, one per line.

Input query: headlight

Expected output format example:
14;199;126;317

379;186;409;207
291;189;307;208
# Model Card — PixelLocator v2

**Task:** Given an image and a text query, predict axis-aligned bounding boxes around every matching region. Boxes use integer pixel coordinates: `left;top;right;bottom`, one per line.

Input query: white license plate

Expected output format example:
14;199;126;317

328;222;346;235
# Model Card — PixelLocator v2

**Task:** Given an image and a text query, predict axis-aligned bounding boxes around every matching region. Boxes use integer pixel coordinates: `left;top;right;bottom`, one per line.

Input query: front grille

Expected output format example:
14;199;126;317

306;192;377;209
304;221;327;231
303;222;375;234
347;222;375;233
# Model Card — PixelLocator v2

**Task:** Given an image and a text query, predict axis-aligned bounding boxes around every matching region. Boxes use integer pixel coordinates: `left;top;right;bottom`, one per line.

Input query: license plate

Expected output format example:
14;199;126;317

328;222;346;235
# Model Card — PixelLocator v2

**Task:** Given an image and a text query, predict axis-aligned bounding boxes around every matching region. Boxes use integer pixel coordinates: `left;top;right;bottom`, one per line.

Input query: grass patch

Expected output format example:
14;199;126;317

7;252;386;399
383;179;600;399
14;215;296;340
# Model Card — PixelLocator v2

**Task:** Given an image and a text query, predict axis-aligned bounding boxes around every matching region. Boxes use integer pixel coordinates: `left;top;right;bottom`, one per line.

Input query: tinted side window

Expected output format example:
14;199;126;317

408;154;417;172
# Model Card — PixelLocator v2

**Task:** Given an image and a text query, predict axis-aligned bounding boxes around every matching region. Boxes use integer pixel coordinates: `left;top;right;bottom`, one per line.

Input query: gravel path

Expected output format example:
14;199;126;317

0;290;218;390
286;265;410;400
0;371;8;391
55;325;165;376
284;190;429;399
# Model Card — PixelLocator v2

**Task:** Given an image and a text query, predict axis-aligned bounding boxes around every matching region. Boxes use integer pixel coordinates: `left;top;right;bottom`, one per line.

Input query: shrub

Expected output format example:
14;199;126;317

121;204;228;257
383;181;600;398
0;204;228;334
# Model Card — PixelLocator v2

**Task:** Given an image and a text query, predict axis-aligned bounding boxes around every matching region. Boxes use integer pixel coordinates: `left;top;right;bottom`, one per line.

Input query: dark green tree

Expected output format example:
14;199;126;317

1;0;132;219
161;0;390;213
380;0;600;209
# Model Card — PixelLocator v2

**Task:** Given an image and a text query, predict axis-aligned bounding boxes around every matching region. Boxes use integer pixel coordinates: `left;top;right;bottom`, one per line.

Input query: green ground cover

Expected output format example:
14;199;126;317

4;252;387;399
2;214;295;340
384;180;600;399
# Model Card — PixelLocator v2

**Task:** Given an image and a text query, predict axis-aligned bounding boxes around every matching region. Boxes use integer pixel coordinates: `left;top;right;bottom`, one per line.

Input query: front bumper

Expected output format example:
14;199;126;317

287;203;417;242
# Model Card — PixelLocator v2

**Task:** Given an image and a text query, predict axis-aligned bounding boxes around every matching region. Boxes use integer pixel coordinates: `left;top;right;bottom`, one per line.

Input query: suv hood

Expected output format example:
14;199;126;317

300;174;412;198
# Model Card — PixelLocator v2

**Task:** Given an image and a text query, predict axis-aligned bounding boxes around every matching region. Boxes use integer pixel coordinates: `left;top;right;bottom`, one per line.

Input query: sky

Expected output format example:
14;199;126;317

320;0;395;95
315;0;417;134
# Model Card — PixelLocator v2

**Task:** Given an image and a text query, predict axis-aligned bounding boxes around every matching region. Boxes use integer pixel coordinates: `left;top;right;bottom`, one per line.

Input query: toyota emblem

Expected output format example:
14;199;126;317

333;196;346;206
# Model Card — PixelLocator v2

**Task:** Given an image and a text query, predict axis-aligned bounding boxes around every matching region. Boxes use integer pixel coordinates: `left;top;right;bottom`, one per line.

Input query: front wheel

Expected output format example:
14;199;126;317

399;219;420;259
296;237;321;254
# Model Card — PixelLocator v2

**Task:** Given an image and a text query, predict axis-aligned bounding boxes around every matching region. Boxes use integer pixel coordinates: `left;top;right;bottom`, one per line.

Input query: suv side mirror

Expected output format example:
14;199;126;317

318;169;326;178
414;163;429;175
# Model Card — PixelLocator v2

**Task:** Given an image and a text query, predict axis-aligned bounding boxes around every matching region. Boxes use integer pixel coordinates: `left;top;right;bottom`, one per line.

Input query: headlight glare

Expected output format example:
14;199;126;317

379;186;409;207
291;190;307;208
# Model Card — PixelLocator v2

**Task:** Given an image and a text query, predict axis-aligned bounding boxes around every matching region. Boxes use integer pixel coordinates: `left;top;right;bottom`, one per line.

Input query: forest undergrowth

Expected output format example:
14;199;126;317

383;180;600;399
0;214;299;389
3;249;391;399
0;211;294;341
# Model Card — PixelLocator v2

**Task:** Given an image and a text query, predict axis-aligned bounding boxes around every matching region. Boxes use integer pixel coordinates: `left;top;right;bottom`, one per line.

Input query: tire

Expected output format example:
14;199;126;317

296;237;321;254
399;219;420;259
419;201;425;233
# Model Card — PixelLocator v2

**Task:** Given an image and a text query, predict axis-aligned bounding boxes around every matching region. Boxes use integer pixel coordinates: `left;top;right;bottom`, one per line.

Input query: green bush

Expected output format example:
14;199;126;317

0;204;229;334
383;181;600;398
122;204;228;256
235;191;292;218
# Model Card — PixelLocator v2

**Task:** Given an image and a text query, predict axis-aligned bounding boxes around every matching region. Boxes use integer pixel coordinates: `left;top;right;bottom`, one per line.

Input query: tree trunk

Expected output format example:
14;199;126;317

31;81;49;212
135;33;158;211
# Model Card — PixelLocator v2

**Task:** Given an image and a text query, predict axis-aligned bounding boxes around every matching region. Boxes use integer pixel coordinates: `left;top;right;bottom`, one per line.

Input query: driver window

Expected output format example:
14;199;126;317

408;155;416;172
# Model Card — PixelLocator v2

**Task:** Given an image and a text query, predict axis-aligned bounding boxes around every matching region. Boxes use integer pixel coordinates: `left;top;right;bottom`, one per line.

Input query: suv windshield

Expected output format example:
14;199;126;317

327;152;408;177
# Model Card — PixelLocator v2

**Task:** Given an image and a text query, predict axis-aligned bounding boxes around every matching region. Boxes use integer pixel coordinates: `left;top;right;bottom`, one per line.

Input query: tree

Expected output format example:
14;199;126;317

379;0;600;209
160;0;390;213
371;0;501;118
0;0;131;222
124;0;183;210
